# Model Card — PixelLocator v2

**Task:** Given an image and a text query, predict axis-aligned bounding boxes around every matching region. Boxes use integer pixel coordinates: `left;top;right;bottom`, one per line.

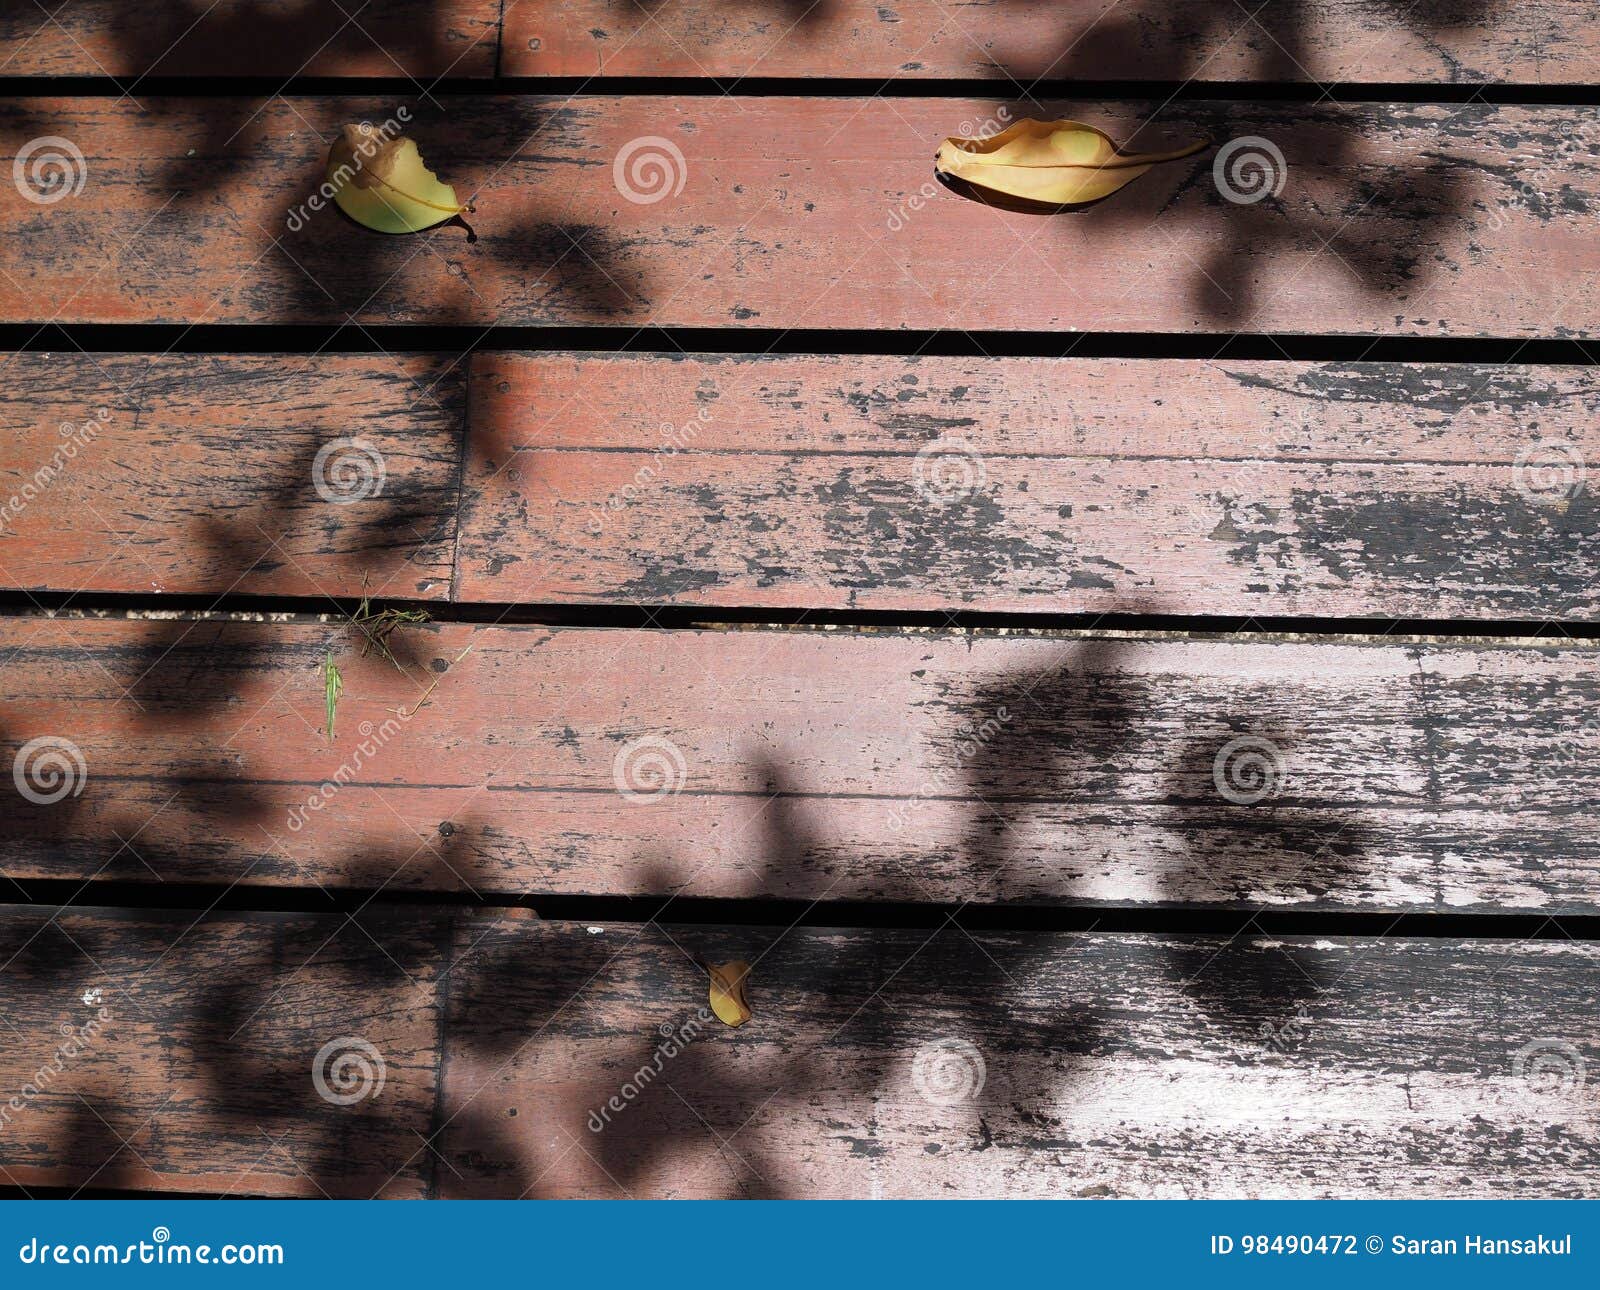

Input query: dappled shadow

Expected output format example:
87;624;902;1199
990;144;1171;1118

0;904;453;1196
929;0;1501;325
0;0;498;79
434;633;1385;1197
980;0;1502;83
438;903;1107;1198
0;0;1525;1200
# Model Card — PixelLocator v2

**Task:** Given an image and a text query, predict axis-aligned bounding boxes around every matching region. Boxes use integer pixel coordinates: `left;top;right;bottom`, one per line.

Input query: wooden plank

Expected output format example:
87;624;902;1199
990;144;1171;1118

3;618;1596;912
0;905;445;1197
3;97;1594;337
508;0;1600;85
462;353;1600;618
5;909;1592;1198
0;353;464;601
0;1;499;78
439;918;1600;1198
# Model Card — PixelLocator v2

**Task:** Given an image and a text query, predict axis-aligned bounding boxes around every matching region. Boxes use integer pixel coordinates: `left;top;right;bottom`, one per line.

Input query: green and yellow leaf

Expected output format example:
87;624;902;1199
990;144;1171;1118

326;123;468;234
323;650;343;739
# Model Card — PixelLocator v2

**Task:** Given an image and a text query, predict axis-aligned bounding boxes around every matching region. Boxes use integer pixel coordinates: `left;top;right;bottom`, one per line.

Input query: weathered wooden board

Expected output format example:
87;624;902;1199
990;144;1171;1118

0;1;499;77
3;97;1594;336
509;0;1600;84
2;618;1595;911
0;353;463;601
4;910;1593;1197
440;918;1600;1198
0;905;444;1197
462;353;1600;618
6;352;1593;616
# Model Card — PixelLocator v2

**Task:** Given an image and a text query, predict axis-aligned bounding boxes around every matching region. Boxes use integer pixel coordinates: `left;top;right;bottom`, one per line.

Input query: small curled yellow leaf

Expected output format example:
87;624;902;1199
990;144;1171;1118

935;118;1206;210
708;960;751;1028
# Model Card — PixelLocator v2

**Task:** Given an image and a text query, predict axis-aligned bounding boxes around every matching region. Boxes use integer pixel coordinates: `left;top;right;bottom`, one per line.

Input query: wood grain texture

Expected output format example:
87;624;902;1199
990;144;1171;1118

440;918;1600;1198
0;906;444;1197
3;97;1595;336
3;618;1595;912
0;1;499;77
4;909;1593;1198
462;353;1600;618
0;353;464;600
509;0;1600;84
6;352;1592;618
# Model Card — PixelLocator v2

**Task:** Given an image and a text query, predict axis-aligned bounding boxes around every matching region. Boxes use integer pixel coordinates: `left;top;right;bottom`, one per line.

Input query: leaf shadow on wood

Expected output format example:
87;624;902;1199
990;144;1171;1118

937;0;1500;325
981;0;1504;83
433;634;1384;1196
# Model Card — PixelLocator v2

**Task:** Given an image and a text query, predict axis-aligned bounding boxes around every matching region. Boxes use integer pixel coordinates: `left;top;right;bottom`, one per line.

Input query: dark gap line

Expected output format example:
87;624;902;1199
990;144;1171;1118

3;882;1598;939
10;324;1599;364
0;589;1594;642
5;75;1599;104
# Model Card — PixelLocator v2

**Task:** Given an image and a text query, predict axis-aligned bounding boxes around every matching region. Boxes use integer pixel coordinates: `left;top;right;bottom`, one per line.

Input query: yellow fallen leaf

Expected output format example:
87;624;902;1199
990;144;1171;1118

708;961;751;1028
326;123;469;234
935;119;1205;209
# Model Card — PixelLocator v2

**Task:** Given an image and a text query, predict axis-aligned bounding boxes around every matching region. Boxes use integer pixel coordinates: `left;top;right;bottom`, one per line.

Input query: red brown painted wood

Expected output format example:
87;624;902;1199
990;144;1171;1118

2;97;1594;336
0;1;499;77
439;918;1600;1197
3;617;1595;912
4;909;1592;1197
0;353;463;601
0;906;444;1197
509;0;1600;84
461;353;1600;618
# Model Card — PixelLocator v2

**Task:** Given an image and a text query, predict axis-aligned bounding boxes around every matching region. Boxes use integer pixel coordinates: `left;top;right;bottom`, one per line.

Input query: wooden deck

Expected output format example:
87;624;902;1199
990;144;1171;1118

0;2;1596;1199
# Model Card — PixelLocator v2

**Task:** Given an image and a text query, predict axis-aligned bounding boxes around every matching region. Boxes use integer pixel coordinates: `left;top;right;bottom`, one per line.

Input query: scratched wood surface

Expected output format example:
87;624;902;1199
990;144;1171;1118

1;908;1594;1198
3;98;1595;336
462;353;1600;618
2;0;1595;1205
440;918;1600;1198
511;0;1600;84
0;353;463;600
11;1;1596;85
0;1;500;77
0;906;444;1197
5;352;1594;617
2;618;1595;912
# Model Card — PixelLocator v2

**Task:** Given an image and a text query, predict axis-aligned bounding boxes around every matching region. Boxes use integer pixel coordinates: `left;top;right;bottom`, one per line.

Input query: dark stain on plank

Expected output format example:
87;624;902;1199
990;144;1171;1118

1283;487;1599;614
